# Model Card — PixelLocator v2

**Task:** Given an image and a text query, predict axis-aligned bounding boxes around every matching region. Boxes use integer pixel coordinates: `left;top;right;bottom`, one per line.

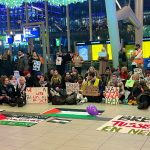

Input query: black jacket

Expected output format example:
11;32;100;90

0;84;16;98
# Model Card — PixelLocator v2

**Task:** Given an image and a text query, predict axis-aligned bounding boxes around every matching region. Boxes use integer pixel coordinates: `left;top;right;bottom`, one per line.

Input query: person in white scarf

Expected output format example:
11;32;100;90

16;76;26;107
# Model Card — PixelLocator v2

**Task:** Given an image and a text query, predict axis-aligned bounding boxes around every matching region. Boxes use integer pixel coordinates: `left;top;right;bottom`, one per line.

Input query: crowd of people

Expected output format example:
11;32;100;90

0;44;149;109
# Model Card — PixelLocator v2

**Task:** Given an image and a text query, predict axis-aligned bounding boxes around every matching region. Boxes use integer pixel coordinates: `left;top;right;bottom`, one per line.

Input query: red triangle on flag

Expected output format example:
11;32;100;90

0;114;7;120
42;108;61;115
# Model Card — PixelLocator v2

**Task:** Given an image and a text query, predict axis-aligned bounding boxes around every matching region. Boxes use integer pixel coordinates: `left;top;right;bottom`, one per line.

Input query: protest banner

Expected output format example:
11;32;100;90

97;115;150;136
0;113;49;127
105;86;119;105
66;82;80;95
26;87;48;104
82;85;100;96
33;60;41;71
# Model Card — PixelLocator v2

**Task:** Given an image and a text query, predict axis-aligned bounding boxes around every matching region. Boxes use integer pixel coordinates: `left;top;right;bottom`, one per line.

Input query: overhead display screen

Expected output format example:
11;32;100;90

77;45;89;61
23;27;40;38
92;44;103;60
14;34;22;43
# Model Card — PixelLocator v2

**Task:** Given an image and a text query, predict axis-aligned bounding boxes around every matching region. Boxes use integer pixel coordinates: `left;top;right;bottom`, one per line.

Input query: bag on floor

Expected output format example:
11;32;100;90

51;96;66;105
137;94;150;109
66;92;77;105
17;96;26;107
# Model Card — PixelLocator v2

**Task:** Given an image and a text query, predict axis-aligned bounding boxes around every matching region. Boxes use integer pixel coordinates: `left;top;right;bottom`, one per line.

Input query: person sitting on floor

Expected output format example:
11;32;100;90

84;66;99;80
81;72;103;103
62;72;73;89
50;69;62;91
128;80;150;109
0;76;16;106
120;67;128;82
107;72;125;103
36;74;51;102
9;75;18;91
16;76;27;107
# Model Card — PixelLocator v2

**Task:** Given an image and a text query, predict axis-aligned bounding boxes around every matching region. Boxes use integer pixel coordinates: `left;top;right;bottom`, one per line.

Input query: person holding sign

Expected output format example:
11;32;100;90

16;76;27;107
107;72;125;103
98;47;109;75
56;51;64;76
81;72;103;102
84;66;99;80
36;74;51;103
50;70;62;91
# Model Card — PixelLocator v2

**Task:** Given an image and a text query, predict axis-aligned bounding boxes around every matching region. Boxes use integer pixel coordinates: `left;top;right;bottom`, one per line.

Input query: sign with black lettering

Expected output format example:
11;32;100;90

66;82;79;95
83;85;100;96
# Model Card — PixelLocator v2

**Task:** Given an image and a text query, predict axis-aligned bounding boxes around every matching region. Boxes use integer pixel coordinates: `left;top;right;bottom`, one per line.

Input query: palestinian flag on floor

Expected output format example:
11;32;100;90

0;113;49;127
42;108;104;120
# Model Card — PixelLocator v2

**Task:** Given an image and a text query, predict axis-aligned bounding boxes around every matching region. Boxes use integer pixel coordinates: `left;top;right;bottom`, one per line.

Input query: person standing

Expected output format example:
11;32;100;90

98;47;109;75
56;51;64;76
17;50;28;76
1;50;13;76
119;48;128;68
30;51;41;76
72;52;83;75
131;44;143;71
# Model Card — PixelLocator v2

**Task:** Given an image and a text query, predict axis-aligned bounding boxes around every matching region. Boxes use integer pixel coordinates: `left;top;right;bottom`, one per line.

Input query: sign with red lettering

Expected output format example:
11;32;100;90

97;115;150;136
105;86;119;105
26;87;48;104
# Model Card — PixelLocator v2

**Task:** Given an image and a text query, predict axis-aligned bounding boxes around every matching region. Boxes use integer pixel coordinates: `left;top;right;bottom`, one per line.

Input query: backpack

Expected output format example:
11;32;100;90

50;89;66;105
51;96;66;105
65;92;77;105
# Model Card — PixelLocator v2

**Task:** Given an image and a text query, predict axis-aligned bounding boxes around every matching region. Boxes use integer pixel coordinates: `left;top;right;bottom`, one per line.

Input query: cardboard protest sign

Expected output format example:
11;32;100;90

56;57;62;65
66;82;80;95
26;87;48;104
33;60;41;71
97;115;150;136
105;86;119;105
125;80;135;88
83;85;100;96
134;68;144;78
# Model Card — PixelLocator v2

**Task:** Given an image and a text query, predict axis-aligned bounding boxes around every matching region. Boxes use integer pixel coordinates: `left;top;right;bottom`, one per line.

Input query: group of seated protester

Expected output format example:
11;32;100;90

0;76;26;107
0;66;149;109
